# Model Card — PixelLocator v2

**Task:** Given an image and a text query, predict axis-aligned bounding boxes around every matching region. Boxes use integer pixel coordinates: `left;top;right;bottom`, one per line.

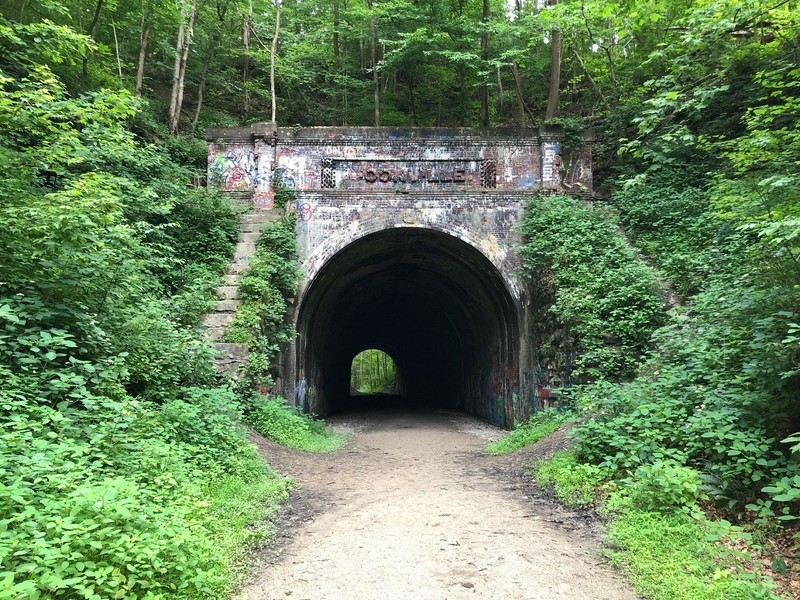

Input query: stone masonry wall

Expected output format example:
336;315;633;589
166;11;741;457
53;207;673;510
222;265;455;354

207;126;592;202
205;125;594;422
206;125;593;286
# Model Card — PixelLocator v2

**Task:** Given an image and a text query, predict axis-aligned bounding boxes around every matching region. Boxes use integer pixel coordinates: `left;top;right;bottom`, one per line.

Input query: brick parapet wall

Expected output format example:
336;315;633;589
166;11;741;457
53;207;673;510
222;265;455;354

206;125;593;205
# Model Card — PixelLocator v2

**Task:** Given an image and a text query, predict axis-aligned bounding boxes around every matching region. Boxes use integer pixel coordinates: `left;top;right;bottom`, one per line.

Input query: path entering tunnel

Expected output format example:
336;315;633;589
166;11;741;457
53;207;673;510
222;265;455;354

295;227;522;426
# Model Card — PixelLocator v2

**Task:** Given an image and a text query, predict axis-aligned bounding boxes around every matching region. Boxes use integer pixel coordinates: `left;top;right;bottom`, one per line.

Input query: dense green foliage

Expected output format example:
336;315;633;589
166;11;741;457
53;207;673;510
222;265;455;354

533;452;780;598
606;511;779;599
1;388;290;598
247;395;348;453
350;349;396;394
486;409;573;455
515;0;800;589
0;0;587;129
509;0;800;588
564;166;800;526
519;195;666;380
612;169;716;298
224;213;300;390
532;450;605;506
0;18;292;599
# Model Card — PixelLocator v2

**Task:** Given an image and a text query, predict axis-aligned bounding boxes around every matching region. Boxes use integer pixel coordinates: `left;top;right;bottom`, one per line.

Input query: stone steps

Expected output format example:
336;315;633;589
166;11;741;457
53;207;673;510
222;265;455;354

212;343;249;378
202;312;236;342
202;205;284;376
216;285;239;300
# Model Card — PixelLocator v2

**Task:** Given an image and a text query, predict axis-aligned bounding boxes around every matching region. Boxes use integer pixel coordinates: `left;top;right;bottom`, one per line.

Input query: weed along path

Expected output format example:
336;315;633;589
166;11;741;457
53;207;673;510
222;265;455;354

240;410;638;600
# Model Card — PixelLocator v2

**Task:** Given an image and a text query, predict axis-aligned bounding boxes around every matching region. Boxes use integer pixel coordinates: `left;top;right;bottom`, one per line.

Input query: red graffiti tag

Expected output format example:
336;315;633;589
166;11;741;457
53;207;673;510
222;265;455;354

298;202;314;222
253;191;274;209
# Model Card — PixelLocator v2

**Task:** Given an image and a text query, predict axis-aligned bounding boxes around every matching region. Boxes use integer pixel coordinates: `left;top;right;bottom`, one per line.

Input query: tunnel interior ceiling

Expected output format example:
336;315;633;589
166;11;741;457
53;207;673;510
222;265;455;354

297;227;520;421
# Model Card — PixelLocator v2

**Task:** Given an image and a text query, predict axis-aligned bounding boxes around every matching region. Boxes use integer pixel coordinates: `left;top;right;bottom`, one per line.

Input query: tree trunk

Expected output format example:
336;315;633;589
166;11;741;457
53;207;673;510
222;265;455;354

244;0;252;118
80;0;104;90
192;33;219;134
169;0;198;135
270;0;282;124
510;60;528;127
480;0;490;127
135;6;152;96
167;18;185;131
572;46;606;106
408;80;418;126
191;70;206;135
333;0;340;123
333;0;340;63
497;65;503;117
605;18;618;105
545;0;560;121
368;0;380;126
175;0;198;131
111;21;123;80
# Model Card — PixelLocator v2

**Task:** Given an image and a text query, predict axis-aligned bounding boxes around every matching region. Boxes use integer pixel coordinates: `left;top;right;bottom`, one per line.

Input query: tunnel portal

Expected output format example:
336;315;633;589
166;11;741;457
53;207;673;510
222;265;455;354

205;125;596;426
295;228;521;425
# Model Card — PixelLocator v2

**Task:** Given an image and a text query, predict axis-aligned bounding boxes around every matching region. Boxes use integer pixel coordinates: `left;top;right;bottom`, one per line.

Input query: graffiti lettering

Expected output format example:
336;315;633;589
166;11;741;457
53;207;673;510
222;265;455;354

209;149;256;191
542;142;560;184
360;167;467;184
253;191;274;209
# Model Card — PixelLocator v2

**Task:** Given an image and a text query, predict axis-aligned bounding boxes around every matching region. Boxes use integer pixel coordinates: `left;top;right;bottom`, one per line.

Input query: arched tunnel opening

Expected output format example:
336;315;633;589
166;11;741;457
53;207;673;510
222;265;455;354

350;348;398;394
294;227;522;427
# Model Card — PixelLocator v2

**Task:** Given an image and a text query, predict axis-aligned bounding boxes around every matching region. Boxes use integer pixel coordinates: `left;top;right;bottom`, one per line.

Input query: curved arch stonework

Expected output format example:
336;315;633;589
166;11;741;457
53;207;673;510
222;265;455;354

295;195;525;304
206;125;594;427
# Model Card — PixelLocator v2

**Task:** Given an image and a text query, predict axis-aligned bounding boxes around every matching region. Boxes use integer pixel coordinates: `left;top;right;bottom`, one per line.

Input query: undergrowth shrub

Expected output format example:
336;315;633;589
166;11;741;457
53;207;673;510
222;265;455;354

164;263;221;326
204;468;290;588
111;299;219;401
610;460;704;513
224;214;300;389
606;510;779;600
572;275;800;510
486;409;573;455
154;190;240;290
518;195;666;380
612;166;717;298
246;395;348;453
532;451;606;506
0;383;289;599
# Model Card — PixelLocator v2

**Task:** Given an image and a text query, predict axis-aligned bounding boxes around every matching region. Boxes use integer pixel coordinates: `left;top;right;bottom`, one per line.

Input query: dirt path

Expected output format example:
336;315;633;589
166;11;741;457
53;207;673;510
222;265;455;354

240;410;638;600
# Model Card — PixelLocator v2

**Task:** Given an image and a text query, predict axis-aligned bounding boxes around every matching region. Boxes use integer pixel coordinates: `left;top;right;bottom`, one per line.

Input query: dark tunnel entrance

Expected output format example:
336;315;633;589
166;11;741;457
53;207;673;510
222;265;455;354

295;227;522;427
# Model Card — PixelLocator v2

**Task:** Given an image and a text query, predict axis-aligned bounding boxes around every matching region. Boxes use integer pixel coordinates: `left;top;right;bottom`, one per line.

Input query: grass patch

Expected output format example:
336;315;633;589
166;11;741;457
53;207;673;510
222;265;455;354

606;509;779;600
205;460;291;592
247;396;349;452
486;409;572;455
531;452;781;598
531;450;605;506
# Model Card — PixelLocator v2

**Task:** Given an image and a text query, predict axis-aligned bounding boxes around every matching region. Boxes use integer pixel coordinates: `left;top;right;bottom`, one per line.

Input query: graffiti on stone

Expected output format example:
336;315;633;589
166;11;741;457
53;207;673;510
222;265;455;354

322;160;476;189
253;190;274;209
566;145;593;193
297;201;314;222
208;148;256;190
542;142;559;185
516;174;540;190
